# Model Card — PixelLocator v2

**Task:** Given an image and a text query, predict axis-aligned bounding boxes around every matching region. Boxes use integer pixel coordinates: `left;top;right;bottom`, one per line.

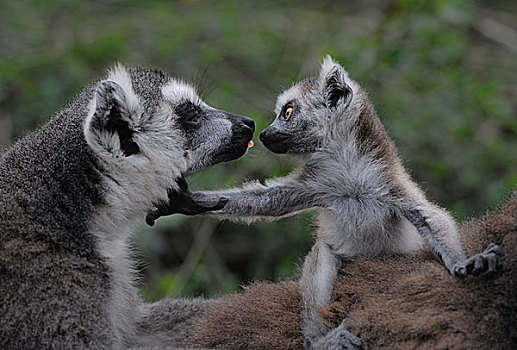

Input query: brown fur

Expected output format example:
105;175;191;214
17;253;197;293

352;95;398;165
189;281;303;349
187;191;517;349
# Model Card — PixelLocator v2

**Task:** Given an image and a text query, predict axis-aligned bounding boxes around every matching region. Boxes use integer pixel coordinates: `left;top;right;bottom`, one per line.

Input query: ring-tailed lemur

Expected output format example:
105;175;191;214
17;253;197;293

0;64;253;349
148;56;503;349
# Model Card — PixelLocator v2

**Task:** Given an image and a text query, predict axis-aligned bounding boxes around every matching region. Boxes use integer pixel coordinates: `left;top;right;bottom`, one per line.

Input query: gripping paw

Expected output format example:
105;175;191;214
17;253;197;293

145;176;228;226
453;243;504;278
310;319;363;350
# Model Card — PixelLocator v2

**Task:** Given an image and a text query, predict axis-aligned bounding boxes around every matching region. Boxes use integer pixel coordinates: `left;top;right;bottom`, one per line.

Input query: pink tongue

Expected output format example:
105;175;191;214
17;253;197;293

248;141;254;148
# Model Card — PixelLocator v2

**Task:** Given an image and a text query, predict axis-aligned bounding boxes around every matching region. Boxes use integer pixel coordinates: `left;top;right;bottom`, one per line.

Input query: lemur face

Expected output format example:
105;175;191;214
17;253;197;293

172;99;255;175
84;65;254;174
83;65;254;209
260;56;358;154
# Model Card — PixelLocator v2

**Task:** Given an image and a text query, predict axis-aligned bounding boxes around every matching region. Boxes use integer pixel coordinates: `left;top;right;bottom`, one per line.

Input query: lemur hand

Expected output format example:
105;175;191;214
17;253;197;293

452;243;504;278
145;177;228;226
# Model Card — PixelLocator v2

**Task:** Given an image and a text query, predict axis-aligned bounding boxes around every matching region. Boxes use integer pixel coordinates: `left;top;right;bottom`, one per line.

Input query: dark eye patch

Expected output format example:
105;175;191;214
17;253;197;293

175;101;203;129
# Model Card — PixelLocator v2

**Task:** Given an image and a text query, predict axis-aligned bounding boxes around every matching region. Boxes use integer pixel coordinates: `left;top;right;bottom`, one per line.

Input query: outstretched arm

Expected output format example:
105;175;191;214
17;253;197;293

202;180;320;218
146;177;321;225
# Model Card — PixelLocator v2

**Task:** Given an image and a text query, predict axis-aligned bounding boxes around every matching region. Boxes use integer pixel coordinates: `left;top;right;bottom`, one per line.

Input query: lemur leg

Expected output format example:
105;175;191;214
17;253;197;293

299;241;363;349
404;204;503;277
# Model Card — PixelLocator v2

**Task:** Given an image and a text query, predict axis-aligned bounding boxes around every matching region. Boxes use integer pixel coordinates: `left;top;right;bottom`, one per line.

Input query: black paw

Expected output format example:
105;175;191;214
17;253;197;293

453;243;504;278
145;176;228;226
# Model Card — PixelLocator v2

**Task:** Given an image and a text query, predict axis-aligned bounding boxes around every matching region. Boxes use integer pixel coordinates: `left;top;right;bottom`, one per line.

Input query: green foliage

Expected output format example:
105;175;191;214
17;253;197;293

1;0;516;300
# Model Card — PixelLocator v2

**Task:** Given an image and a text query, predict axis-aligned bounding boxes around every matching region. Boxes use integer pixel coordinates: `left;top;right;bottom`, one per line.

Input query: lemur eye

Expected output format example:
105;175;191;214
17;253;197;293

284;107;293;120
175;101;202;128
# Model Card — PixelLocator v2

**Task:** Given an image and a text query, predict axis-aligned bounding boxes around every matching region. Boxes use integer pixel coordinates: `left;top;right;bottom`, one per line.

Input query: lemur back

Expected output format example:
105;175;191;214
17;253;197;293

153;56;502;349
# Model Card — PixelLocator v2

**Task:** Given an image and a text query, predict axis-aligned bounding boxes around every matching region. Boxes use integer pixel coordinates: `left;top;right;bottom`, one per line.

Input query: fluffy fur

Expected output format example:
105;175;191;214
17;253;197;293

0;65;253;348
189;56;502;348
184;190;517;349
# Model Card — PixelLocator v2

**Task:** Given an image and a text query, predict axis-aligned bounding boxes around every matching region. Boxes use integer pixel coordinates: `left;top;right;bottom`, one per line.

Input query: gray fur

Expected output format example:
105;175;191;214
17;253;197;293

0;64;253;348
193;56;502;348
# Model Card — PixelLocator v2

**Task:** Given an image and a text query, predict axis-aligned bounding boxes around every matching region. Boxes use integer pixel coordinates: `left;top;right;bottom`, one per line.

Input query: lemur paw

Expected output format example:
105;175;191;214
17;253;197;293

453;243;504;278
145;176;228;226
309;320;364;350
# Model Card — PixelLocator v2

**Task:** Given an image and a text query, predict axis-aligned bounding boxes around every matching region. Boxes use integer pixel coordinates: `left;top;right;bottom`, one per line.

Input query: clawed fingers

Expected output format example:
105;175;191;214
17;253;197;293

460;243;504;278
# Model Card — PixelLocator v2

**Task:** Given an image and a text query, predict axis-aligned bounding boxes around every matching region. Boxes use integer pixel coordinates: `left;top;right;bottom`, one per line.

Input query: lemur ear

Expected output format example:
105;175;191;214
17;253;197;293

85;73;141;158
320;55;352;110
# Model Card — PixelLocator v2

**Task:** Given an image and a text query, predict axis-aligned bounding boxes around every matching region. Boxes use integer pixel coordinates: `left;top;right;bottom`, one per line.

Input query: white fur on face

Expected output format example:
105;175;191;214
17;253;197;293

161;79;201;106
275;85;302;115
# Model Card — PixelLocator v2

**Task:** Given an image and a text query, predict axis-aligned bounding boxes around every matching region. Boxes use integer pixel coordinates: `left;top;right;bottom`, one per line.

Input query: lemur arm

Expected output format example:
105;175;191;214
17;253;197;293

146;177;321;225
402;204;503;277
198;180;320;218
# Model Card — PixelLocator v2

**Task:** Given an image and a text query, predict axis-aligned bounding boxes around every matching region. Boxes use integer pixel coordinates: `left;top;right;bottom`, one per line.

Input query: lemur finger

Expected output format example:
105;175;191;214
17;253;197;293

341;318;351;327
146;201;171;225
347;334;364;348
484;244;504;272
145;211;158;226
485;243;504;257
486;242;496;250
177;176;189;191
485;254;498;276
496;254;504;271
454;264;467;278
470;255;486;276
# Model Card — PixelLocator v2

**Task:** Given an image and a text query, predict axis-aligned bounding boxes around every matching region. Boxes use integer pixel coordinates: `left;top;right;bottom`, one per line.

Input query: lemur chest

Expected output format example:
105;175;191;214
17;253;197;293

327;194;396;231
312;160;392;216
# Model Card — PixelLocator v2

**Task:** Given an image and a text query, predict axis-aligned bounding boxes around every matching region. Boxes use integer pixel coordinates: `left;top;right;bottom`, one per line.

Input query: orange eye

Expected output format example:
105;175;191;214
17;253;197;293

284;107;293;120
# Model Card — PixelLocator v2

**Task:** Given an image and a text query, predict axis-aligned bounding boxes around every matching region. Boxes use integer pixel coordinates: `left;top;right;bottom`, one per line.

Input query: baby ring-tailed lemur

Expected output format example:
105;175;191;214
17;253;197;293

148;56;503;349
0;64;252;348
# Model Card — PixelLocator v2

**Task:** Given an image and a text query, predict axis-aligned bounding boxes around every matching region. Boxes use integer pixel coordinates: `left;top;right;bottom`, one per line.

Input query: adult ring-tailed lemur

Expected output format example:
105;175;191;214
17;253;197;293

0;64;254;348
148;56;503;349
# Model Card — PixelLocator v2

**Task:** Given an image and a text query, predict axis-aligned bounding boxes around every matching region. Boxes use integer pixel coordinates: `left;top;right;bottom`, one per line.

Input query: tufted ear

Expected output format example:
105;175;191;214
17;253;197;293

320;55;352;110
84;71;141;158
85;80;140;158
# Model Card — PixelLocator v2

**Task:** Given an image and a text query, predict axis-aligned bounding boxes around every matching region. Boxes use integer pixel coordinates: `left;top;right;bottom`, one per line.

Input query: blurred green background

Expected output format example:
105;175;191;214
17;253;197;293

1;0;516;301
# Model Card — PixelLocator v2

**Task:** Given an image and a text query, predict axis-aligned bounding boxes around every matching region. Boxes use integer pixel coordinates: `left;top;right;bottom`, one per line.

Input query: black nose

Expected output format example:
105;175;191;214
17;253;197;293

241;116;255;131
259;129;267;142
